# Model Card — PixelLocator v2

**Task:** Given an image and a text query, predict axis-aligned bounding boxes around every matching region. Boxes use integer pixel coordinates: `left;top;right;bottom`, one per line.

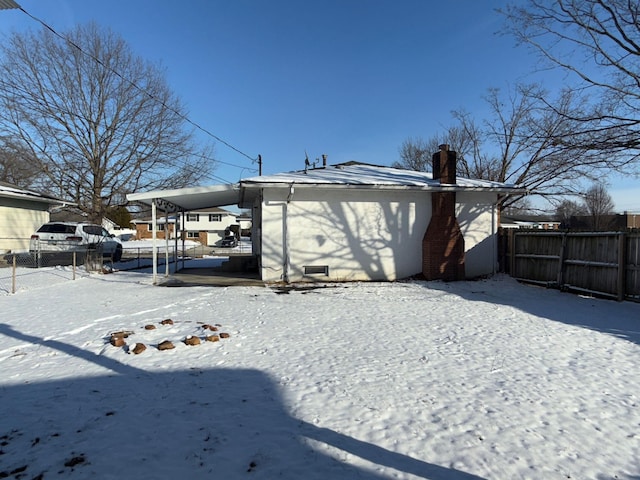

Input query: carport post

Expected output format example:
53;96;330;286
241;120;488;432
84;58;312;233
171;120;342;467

180;210;186;271
152;199;158;284
165;206;170;277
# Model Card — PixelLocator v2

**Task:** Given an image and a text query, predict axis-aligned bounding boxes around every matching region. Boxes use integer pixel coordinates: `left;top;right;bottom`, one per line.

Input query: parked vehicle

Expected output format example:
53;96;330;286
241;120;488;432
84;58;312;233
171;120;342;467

220;235;238;248
30;222;123;261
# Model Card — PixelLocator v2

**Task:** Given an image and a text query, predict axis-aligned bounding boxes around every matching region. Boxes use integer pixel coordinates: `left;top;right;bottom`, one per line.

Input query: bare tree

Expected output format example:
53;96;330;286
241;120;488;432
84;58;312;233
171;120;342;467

582;182;615;230
396;84;608;211
0;137;42;188
0;23;214;223
501;0;640;166
394;123;490;177
393;137;433;172
477;84;609;209
555;198;587;228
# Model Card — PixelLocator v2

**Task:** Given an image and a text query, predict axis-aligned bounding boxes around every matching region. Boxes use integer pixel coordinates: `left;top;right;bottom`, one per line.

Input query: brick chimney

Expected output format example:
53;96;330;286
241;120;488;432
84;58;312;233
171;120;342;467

422;145;465;281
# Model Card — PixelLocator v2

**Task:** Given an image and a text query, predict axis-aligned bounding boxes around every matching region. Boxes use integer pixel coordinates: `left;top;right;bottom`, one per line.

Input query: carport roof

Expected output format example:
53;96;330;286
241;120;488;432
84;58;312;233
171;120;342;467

127;183;242;212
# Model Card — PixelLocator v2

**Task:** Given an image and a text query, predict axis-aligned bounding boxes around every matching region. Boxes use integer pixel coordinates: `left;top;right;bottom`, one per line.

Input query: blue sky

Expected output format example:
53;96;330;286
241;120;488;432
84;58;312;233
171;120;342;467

1;0;638;211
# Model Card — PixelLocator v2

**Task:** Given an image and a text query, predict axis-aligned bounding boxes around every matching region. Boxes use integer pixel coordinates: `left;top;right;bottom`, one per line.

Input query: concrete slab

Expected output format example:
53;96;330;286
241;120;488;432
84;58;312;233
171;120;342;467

159;267;265;287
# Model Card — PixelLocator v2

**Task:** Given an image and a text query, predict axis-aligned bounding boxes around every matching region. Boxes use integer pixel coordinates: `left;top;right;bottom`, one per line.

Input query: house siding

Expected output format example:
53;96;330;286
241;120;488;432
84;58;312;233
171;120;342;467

258;187;500;283
134;223;175;240
0;198;51;252
455;192;499;279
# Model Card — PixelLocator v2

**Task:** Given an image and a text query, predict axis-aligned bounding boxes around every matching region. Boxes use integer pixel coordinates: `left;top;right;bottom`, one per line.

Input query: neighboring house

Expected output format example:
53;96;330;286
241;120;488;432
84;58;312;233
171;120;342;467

500;215;562;230
0;181;69;253
181;208;238;245
128;148;525;283
131;207;237;245
131;216;177;241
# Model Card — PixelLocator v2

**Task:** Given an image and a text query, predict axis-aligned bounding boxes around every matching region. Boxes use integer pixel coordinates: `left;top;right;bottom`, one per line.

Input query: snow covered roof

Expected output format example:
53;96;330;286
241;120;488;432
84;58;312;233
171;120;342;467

241;163;524;192
0;181;70;206
126;163;525;212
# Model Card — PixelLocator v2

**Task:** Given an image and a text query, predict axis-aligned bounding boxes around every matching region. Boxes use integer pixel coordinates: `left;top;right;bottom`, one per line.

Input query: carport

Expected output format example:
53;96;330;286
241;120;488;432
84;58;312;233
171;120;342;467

127;183;260;286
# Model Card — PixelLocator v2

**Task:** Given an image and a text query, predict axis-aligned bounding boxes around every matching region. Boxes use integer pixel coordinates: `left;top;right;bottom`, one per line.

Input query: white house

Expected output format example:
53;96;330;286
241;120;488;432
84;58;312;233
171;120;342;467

128;150;524;283
241;161;522;282
181;208;238;245
0;181;69;253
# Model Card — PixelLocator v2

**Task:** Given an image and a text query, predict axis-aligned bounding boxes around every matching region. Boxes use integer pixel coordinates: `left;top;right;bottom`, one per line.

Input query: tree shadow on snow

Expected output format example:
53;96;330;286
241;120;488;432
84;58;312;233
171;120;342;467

0;323;485;480
420;277;640;347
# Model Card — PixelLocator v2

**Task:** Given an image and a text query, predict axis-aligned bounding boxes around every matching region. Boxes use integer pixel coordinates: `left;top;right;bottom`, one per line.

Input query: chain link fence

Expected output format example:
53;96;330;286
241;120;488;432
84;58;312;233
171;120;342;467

1;237;225;294
2;236;249;294
1;236;111;294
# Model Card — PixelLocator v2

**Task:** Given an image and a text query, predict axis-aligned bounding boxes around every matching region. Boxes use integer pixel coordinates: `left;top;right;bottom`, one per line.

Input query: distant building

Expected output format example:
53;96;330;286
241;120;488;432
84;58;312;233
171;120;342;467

500;215;561;230
567;212;640;231
131;207;239;246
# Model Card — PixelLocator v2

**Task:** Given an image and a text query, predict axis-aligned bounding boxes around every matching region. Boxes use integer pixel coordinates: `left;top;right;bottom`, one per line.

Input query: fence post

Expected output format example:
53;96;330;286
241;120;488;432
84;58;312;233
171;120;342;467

73;251;76;280
509;229;516;277
618;232;626;301
12;254;16;294
557;232;568;288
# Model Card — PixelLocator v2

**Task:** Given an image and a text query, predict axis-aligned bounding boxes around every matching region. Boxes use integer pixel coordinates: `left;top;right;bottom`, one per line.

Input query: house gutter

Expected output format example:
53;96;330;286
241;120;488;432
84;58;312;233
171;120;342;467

241;181;526;195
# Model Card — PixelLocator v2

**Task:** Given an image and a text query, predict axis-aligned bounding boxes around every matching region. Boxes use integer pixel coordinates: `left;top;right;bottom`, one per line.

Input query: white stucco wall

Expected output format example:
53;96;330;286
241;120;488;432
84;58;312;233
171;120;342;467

455;191;499;279
258;187;500;283
0;199;51;253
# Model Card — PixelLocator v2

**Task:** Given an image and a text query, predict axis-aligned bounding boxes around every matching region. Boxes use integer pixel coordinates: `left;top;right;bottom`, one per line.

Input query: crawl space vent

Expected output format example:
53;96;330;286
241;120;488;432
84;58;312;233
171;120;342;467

304;265;329;275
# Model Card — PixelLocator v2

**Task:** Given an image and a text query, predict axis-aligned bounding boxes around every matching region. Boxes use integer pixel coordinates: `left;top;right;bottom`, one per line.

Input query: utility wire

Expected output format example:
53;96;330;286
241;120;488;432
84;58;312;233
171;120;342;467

16;5;259;166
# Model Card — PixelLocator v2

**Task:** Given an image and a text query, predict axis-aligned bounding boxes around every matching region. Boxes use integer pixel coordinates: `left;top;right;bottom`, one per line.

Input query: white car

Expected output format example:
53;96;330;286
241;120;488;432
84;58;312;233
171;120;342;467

30;222;123;261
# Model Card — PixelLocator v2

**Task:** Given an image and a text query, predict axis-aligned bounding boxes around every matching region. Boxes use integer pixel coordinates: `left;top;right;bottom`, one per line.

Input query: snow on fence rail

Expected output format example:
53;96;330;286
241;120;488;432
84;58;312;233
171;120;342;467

499;229;640;302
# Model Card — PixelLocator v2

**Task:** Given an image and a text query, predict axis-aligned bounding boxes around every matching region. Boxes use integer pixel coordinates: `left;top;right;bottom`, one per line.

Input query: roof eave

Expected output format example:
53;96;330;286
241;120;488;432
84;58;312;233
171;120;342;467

240;181;526;195
0;190;73;206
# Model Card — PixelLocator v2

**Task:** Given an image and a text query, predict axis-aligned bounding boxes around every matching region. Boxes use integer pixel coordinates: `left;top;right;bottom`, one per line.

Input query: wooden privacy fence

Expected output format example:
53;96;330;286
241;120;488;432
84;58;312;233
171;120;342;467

499;229;640;302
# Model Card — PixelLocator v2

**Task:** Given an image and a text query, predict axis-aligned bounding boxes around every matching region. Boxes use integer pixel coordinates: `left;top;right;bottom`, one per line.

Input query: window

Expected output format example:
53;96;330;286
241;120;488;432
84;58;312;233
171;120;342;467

82;225;102;236
209;214;222;222
187;231;199;238
38;223;76;234
187;214;199;222
146;223;165;231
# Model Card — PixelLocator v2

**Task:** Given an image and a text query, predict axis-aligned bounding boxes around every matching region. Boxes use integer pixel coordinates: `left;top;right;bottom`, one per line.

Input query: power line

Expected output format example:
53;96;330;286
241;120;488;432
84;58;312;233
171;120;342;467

14;4;259;167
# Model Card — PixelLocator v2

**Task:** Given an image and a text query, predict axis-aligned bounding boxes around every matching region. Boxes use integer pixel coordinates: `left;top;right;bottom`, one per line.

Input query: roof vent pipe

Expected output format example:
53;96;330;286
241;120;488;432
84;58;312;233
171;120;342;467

322;154;327;167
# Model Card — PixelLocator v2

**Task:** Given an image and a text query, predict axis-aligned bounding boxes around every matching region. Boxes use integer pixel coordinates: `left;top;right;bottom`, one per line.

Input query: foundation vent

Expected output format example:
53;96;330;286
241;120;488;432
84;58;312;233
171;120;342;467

304;265;329;275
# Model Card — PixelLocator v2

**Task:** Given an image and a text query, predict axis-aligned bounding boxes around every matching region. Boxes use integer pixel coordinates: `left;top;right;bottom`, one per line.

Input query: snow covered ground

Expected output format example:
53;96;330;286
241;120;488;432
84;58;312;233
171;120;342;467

0;262;639;479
